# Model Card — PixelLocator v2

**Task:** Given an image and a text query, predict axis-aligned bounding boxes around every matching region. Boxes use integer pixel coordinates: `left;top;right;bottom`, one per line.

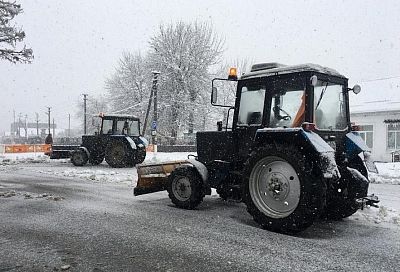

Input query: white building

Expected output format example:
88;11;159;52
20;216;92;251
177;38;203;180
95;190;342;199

349;78;400;162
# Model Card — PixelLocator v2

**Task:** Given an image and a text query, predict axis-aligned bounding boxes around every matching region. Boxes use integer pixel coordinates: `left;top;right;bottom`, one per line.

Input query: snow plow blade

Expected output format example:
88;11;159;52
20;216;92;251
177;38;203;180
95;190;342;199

134;160;188;196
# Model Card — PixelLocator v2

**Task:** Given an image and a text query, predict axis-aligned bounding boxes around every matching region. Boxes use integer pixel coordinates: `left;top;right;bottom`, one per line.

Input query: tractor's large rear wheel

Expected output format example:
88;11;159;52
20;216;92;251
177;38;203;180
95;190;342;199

167;167;205;209
325;156;368;220
242;145;326;234
105;142;132;168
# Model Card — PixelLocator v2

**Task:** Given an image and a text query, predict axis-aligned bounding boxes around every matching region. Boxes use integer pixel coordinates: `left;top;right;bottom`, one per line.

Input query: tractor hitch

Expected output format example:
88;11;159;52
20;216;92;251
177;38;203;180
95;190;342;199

356;194;380;209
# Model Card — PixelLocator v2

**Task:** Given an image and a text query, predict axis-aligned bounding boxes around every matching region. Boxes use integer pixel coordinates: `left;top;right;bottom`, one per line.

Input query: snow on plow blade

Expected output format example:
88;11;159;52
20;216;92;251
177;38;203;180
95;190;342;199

134;160;187;196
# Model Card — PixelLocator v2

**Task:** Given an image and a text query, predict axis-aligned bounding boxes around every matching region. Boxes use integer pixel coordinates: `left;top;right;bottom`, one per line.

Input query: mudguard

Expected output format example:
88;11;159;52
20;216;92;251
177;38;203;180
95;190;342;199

77;146;90;158
108;135;137;150
345;132;378;173
138;136;149;147
345;132;369;160
125;137;137;150
254;128;340;179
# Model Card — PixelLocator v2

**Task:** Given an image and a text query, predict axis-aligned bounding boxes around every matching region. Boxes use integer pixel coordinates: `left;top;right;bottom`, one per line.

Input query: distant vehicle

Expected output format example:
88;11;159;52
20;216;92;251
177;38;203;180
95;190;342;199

46;114;148;168
134;62;379;233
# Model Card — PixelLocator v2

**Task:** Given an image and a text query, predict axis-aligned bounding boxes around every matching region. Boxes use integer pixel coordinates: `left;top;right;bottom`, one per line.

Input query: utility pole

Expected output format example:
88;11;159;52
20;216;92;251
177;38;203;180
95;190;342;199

45;107;51;134
35;113;39;136
24;114;28;139
52;118;55;139
17;113;22;138
68;113;71;137
151;71;160;148
142;86;154;137
13;110;16;141
82;94;88;135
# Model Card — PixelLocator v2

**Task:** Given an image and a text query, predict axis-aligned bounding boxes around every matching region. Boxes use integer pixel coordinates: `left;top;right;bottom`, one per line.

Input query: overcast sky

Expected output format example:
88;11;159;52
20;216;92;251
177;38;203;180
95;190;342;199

0;0;399;133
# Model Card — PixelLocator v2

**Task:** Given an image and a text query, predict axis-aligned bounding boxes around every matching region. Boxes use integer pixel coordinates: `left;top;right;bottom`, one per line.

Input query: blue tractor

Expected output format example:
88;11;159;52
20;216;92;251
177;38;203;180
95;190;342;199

135;63;379;233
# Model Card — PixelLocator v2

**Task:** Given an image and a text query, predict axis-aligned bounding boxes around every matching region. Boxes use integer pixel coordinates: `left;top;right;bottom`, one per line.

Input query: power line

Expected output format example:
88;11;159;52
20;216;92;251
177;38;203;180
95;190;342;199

360;75;400;83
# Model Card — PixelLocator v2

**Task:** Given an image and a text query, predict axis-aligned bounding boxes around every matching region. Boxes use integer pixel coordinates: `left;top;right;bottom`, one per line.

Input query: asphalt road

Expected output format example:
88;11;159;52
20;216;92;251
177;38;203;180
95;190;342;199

0;167;399;272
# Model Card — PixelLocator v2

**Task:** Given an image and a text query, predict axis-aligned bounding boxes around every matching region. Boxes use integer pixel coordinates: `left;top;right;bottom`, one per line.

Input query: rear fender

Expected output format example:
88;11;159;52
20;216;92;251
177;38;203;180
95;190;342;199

345;131;369;159
254;128;340;179
109;135;137;150
345;132;378;173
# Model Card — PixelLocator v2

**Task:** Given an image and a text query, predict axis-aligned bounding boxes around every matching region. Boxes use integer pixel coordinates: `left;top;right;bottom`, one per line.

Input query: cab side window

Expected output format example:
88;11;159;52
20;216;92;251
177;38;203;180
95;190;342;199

102;119;113;134
237;86;266;126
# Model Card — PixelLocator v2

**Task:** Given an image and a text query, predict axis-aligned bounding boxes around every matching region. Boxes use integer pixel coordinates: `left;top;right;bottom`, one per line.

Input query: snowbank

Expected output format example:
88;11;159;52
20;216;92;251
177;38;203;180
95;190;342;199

37;167;137;186
352;205;400;226
10;152;196;186
0;152;49;164
370;162;400;185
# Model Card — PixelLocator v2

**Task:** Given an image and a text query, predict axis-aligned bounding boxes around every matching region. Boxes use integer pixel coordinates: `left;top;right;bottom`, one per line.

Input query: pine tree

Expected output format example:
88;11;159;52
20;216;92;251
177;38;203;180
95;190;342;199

0;1;33;63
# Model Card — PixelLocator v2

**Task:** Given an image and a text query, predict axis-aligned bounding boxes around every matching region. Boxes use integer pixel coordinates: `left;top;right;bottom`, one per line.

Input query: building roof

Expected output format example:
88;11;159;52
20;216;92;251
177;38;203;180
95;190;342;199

351;100;400;114
349;77;400;114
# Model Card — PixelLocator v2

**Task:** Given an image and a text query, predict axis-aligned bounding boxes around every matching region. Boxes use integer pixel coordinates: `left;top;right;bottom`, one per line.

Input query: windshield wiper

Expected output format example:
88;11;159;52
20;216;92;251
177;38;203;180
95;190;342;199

315;82;329;110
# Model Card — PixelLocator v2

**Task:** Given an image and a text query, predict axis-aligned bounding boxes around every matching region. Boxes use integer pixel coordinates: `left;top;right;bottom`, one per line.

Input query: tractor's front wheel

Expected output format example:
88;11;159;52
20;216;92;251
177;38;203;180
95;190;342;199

71;150;88;166
167;167;205;209
242;145;326;234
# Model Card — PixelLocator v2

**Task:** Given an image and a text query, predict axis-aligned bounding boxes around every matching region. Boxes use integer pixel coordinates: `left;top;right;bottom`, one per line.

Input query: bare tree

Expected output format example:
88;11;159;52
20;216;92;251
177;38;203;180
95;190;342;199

105;51;151;121
149;21;224;143
75;95;109;135
0;1;33;63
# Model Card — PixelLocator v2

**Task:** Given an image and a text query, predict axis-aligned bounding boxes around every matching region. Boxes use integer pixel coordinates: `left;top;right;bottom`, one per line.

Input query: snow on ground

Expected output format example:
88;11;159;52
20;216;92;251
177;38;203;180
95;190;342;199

370;162;400;185
0;152;49;164
1;152;399;227
0;152;195;186
351;205;400;226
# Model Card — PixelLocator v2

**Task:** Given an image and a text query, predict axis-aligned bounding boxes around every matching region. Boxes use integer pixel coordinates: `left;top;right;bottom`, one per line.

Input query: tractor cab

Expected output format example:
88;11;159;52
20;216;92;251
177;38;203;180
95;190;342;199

94;113;141;137
204;63;362;165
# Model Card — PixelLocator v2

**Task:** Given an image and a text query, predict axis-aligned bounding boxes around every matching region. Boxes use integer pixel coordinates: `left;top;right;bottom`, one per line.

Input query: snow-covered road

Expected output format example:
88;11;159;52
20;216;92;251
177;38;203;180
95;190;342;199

1;151;400;228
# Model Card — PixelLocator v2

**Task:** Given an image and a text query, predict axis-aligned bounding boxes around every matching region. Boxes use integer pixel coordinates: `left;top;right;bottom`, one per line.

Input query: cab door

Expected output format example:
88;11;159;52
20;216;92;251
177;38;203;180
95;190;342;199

233;81;269;162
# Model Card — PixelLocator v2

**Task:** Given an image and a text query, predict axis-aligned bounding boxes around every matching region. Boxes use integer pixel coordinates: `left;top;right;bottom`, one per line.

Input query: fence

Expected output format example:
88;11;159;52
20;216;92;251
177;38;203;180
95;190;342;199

0;144;51;154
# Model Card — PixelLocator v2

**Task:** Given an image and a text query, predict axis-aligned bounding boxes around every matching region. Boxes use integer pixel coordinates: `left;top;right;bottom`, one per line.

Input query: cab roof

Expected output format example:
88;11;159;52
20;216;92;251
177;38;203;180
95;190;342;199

98;114;140;120
240;63;347;80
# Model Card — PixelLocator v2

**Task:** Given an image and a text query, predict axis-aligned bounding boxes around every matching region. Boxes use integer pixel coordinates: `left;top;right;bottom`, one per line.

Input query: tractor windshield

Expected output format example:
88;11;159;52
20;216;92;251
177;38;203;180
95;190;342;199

313;81;347;130
270;89;305;128
116;119;140;136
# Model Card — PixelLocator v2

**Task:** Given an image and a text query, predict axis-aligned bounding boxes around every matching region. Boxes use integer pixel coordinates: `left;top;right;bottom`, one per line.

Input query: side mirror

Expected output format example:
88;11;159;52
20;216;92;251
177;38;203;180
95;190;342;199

211;86;218;104
353;84;361;94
